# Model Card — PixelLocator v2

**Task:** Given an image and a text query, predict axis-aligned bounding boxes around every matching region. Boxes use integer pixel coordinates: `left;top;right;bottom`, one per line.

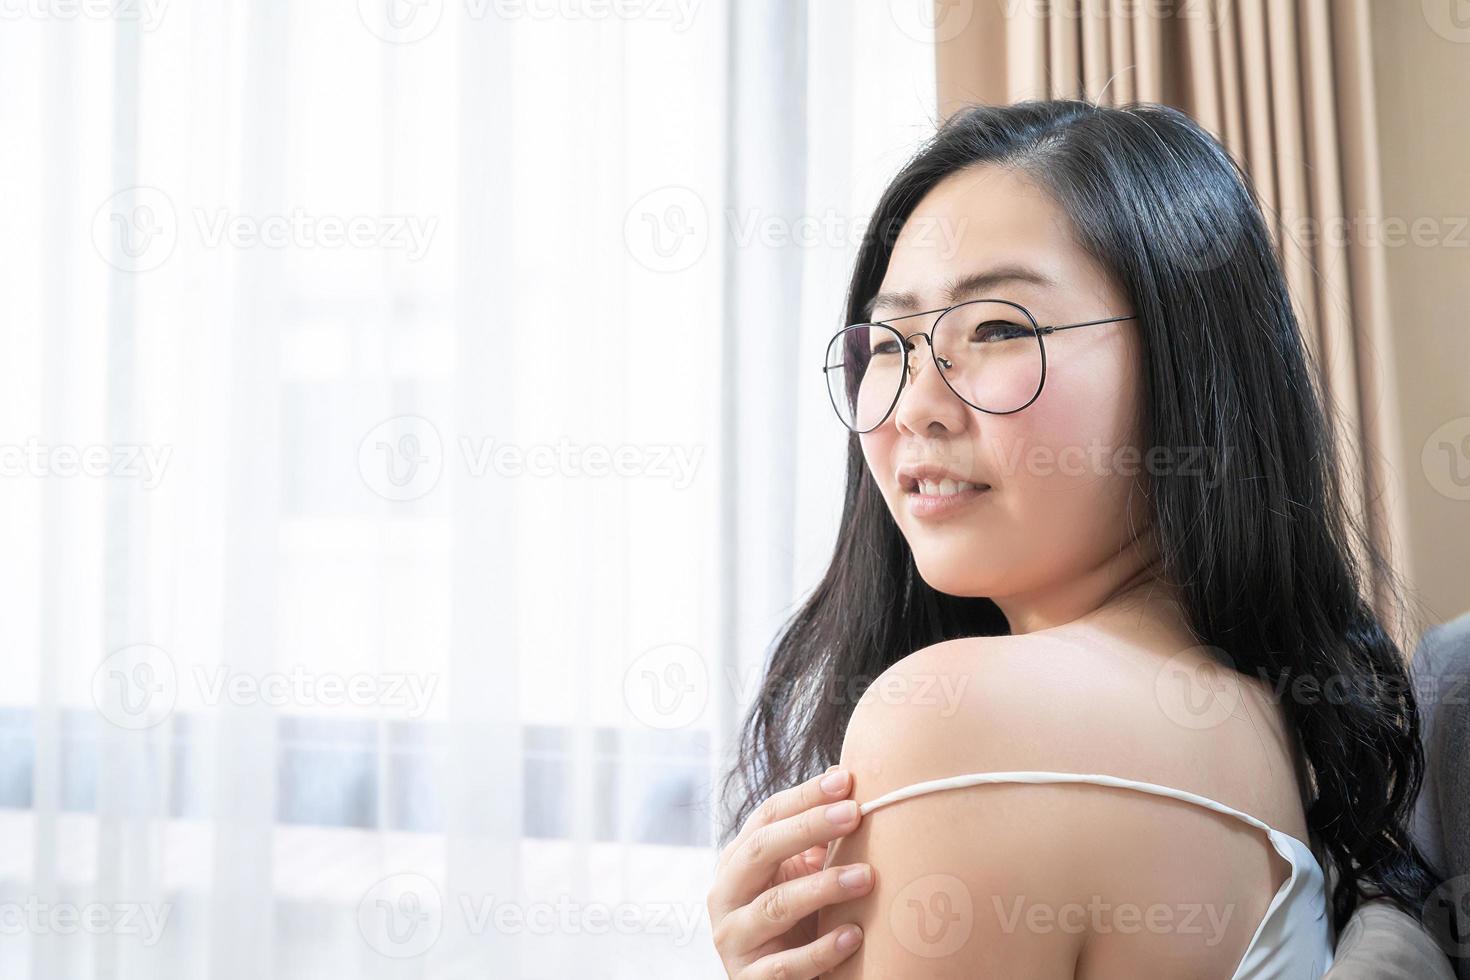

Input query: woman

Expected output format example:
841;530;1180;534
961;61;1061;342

706;100;1438;978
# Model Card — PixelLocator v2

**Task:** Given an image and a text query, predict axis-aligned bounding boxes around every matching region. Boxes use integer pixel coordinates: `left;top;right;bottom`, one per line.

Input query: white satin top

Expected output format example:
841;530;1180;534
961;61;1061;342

856;770;1335;979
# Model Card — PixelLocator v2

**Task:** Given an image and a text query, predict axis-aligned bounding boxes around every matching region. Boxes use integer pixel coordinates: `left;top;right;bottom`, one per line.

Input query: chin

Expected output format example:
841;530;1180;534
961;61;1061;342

910;552;994;598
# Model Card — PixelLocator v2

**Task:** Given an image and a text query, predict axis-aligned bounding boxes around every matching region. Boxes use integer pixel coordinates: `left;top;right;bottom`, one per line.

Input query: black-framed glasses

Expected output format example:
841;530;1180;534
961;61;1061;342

821;298;1137;433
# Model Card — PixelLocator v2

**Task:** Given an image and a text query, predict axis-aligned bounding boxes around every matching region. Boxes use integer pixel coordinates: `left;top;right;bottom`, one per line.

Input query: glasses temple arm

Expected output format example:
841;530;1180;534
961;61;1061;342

1037;313;1138;336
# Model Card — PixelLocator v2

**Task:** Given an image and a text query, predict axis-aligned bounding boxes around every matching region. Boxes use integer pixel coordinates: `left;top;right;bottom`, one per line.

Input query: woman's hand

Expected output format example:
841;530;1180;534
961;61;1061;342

707;766;872;978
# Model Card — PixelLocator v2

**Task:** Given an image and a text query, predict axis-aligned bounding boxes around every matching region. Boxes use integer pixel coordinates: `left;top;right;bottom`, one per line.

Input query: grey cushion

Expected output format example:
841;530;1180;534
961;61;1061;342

1325;900;1458;980
1412;612;1470;979
1320;611;1470;978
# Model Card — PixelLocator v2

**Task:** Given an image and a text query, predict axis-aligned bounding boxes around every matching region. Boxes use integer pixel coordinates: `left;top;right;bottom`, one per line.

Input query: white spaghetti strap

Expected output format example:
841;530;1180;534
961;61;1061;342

854;768;1335;979
858;769;1291;846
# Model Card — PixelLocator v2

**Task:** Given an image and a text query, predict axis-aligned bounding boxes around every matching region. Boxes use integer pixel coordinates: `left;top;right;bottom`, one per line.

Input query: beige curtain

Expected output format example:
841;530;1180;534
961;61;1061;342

934;0;1411;636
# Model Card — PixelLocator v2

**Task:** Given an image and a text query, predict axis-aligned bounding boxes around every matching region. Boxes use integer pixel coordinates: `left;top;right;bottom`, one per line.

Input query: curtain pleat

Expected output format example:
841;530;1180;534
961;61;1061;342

1009;1;1049;102
1296;0;1369;578
1179;5;1220;136
1329;0;1413;624
1132;2;1163;101
1216;1;1247;160
1240;0;1281;250
1048;0;1080;99
931;0;1409;634
1268;1;1317;366
1081;1;1112;98
1106;0;1135;103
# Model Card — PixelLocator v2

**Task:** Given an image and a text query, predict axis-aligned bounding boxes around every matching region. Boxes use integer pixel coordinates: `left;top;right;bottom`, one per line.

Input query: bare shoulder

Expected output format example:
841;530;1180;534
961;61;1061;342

837;630;1307;838
817;631;1308;979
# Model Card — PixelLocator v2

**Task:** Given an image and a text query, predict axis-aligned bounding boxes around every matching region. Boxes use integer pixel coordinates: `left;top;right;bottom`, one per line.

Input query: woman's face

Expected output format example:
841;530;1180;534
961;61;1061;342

859;164;1151;620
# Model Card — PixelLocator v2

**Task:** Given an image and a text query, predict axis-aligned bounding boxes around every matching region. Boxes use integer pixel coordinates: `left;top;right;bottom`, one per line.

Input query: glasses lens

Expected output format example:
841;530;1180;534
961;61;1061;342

931;300;1043;412
824;324;906;431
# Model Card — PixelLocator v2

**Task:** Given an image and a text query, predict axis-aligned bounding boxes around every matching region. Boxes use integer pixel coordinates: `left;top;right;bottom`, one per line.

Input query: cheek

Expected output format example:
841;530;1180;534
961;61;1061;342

859;430;897;499
1035;337;1138;463
1000;401;1133;483
858;431;882;474
988;348;1142;530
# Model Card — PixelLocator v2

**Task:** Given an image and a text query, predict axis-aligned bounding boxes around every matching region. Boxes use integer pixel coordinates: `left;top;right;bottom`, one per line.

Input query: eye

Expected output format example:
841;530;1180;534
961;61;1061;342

972;321;1030;342
869;338;905;356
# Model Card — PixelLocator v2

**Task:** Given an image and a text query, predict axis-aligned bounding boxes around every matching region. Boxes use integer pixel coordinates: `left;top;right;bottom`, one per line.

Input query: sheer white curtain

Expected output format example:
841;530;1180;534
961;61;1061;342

0;1;934;976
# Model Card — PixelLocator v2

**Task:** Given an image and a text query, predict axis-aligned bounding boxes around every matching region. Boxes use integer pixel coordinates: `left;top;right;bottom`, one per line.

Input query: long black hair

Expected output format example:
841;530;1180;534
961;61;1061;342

719;99;1439;931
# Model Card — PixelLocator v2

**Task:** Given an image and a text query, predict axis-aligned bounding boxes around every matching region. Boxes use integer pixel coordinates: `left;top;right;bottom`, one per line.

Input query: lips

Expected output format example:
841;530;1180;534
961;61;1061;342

911;477;981;497
896;463;992;496
896;459;993;520
905;482;991;519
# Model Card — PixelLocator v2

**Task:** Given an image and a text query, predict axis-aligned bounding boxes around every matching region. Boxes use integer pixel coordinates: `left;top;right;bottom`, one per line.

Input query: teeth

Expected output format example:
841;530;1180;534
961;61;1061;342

917;479;975;496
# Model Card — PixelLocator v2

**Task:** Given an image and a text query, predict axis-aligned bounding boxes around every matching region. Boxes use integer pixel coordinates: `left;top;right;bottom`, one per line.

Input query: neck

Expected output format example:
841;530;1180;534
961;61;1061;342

990;530;1187;638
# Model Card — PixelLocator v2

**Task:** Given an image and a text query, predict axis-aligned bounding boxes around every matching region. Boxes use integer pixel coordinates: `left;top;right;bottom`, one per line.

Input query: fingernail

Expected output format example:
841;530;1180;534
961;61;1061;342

835;925;862;952
820;769;848;794
837;865;870;889
825;800;857;824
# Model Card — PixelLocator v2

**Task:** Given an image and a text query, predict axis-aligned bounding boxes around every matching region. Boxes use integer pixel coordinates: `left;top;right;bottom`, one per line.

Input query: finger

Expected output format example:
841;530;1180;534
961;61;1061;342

769;837;832;888
739;924;864;980
729;863;873;952
713;794;862;917
799;843;828;872
710;769;855;919
718;767;852;873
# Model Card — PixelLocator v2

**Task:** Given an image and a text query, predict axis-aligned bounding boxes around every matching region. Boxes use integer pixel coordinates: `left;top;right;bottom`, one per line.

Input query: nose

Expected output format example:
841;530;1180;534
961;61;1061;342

892;331;970;435
903;332;954;378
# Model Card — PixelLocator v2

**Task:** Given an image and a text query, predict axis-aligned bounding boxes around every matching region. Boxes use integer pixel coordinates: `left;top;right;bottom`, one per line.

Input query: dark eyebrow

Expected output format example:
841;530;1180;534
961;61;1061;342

862;264;1059;321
